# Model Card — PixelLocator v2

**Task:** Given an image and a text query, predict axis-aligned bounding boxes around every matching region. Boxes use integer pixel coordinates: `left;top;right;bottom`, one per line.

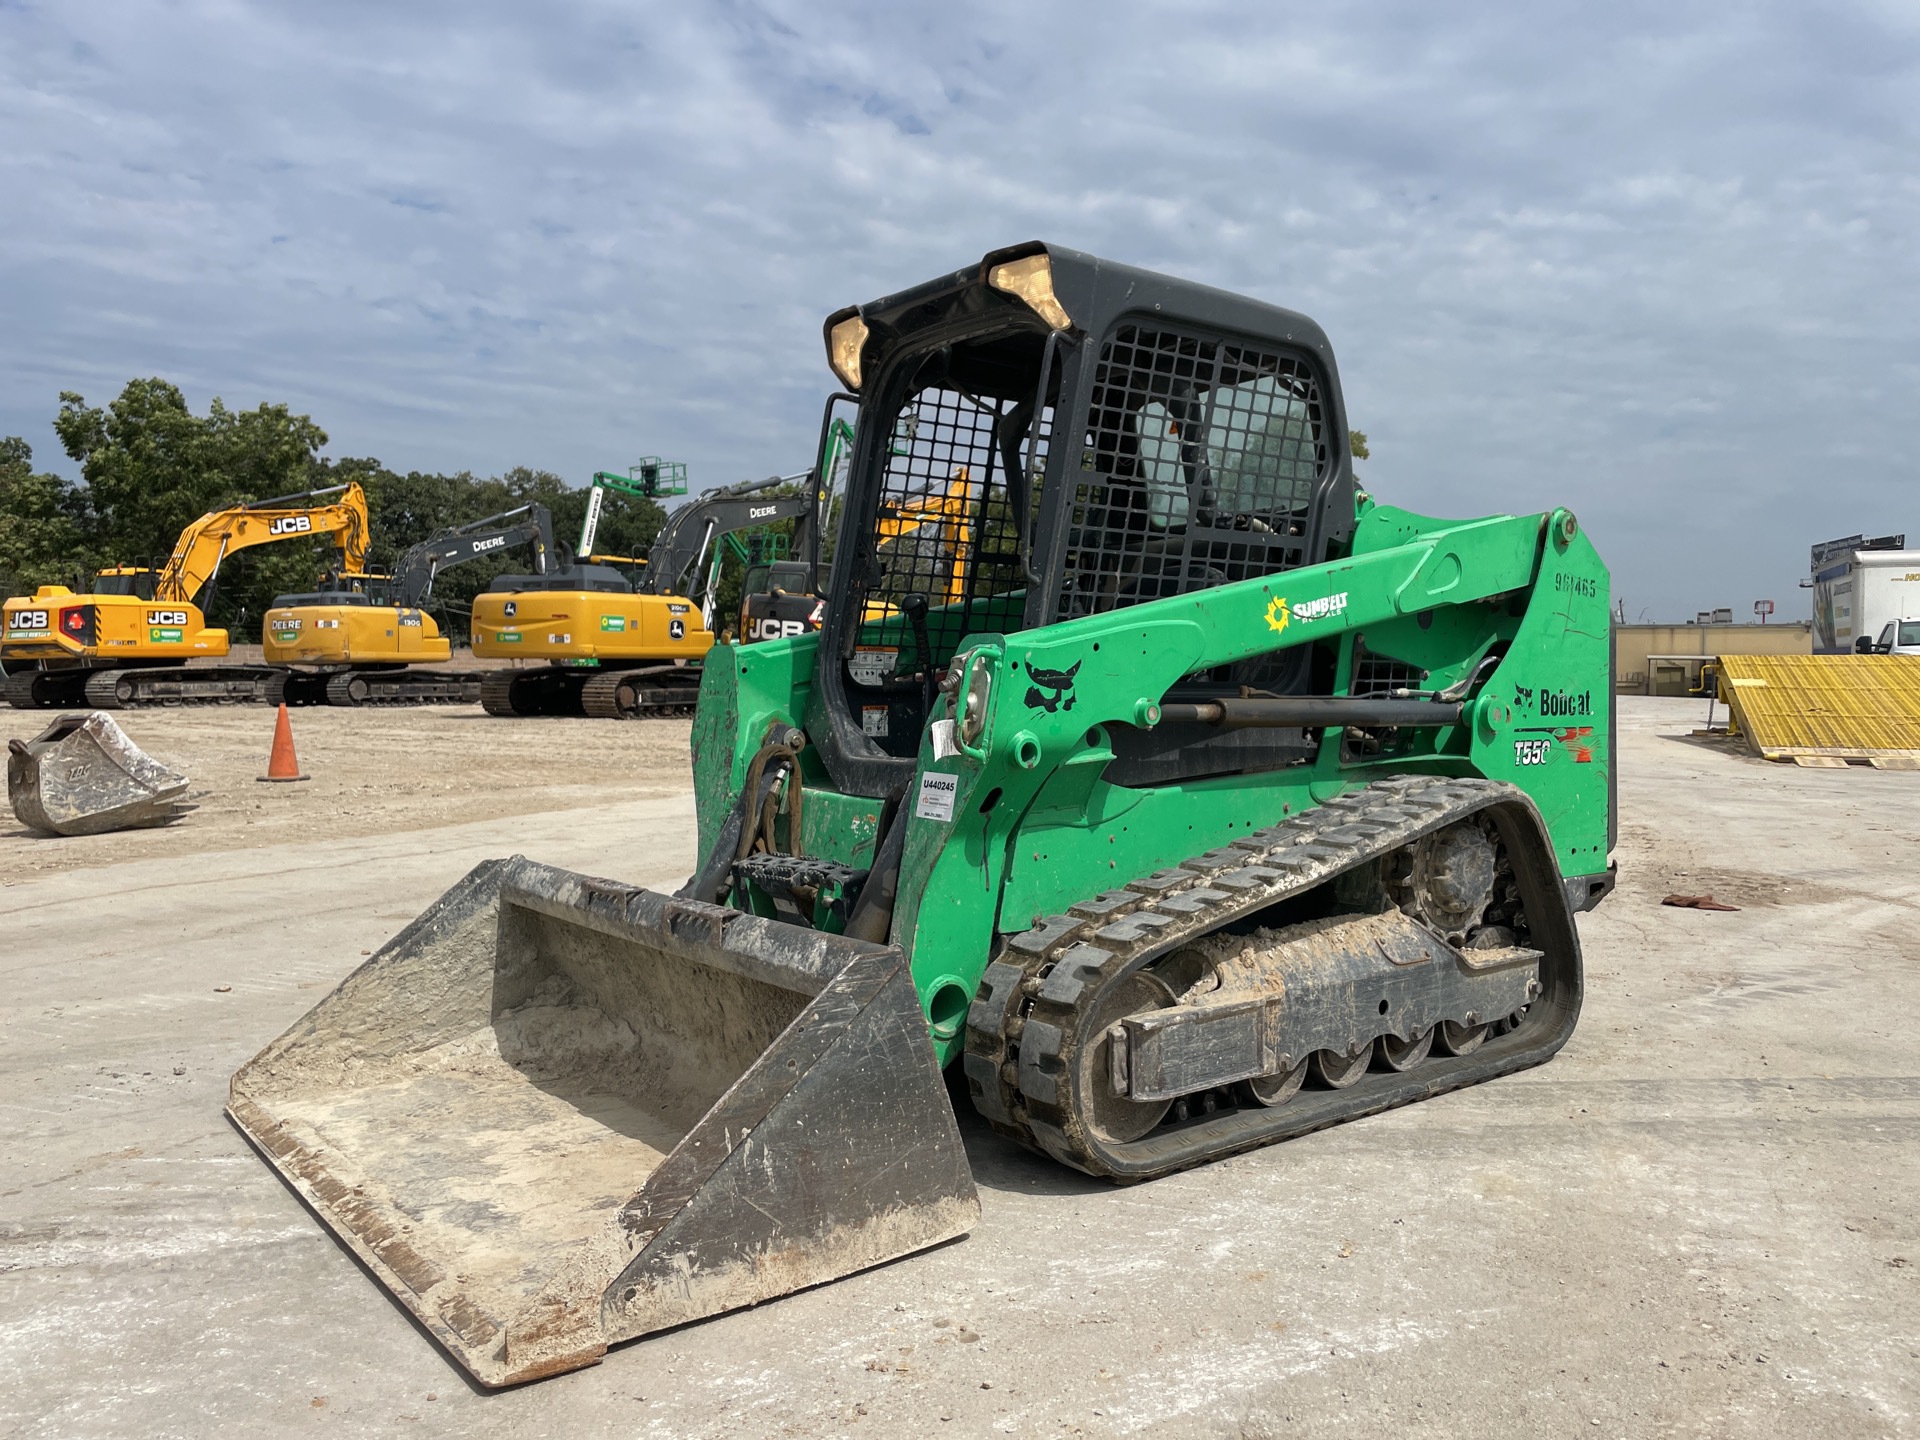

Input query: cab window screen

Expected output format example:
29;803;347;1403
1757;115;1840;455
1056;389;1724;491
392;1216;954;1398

860;384;1051;666
1053;324;1328;622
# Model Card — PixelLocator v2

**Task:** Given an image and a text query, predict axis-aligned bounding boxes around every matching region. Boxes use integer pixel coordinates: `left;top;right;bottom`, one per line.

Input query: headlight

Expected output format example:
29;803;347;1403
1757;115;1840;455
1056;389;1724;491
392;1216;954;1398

827;314;870;391
987;253;1071;330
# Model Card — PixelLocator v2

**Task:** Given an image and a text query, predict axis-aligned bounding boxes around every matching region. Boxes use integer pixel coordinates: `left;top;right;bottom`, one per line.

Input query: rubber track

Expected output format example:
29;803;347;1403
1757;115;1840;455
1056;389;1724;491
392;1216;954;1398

961;774;1582;1181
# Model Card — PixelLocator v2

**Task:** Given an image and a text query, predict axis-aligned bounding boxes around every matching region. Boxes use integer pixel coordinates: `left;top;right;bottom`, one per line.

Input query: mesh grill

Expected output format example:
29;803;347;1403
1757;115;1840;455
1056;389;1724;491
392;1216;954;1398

1351;637;1428;698
1053;324;1328;623
863;386;1051;662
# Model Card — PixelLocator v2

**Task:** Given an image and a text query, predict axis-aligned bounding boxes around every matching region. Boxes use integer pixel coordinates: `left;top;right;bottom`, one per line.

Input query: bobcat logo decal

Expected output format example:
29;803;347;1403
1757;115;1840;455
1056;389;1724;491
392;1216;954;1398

1024;660;1081;714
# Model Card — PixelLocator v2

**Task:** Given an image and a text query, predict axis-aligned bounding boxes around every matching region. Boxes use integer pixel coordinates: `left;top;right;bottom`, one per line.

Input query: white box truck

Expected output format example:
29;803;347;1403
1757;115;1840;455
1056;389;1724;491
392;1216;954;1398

1810;538;1920;653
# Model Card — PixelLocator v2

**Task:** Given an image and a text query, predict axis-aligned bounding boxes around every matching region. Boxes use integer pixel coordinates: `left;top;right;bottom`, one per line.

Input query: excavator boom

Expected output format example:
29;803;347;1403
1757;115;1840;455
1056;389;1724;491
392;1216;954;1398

155;483;370;605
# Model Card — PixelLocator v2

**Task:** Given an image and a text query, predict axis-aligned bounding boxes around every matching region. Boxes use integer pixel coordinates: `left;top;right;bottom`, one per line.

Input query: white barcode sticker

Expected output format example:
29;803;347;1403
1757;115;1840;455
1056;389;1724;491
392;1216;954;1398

914;771;958;823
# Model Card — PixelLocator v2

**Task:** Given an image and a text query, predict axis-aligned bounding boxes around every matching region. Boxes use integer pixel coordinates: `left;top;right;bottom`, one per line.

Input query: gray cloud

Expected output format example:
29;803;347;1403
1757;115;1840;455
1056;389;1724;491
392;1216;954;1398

3;0;1916;619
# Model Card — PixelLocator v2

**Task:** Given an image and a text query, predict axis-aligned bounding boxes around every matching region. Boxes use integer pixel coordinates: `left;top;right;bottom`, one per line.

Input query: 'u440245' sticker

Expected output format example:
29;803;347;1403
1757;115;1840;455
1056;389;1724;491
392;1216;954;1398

914;771;957;822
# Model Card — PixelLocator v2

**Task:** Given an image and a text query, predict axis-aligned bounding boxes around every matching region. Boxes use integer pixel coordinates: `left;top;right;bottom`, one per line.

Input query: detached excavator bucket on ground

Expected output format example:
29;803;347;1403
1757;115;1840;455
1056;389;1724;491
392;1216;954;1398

227;857;978;1388
7;711;193;835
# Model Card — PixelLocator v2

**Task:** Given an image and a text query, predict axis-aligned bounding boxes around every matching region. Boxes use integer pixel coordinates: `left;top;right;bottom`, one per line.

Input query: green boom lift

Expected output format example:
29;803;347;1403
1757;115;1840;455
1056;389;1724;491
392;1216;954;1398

575;457;689;561
230;244;1615;1387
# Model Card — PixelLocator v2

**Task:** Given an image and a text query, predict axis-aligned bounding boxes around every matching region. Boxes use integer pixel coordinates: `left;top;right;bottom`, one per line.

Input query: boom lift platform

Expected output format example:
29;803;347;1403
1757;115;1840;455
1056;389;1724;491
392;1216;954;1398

261;504;558;706
232;245;1615;1387
2;485;369;709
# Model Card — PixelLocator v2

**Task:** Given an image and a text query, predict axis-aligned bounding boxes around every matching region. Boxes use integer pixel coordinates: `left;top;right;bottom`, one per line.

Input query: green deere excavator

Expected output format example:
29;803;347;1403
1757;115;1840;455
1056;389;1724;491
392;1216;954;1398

230;243;1615;1386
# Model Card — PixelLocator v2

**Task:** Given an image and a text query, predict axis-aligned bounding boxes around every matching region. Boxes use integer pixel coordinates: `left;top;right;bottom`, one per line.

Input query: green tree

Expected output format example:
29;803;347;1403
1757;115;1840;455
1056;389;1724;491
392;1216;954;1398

52;380;334;631
0;437;95;592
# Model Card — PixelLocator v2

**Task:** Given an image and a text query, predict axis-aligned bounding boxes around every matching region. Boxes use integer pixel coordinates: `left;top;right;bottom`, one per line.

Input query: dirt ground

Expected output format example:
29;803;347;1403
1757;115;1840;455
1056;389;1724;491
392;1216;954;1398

0;703;696;878
3;697;1917;1438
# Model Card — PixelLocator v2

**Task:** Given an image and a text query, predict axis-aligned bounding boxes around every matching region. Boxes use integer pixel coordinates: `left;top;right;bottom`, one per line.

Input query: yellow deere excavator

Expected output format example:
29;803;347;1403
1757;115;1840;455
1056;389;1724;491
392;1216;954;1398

261;503;557;707
471;471;818;719
2;483;370;709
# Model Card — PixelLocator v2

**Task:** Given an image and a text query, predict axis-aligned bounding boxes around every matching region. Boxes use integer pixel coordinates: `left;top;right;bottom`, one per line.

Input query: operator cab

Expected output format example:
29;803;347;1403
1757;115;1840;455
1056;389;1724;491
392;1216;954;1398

92;567;156;600
1857;620;1920;655
807;242;1355;797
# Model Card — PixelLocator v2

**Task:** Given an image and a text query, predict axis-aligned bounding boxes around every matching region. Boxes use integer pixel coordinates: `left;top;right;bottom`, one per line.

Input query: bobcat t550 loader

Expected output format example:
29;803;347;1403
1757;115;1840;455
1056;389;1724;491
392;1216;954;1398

230;244;1615;1386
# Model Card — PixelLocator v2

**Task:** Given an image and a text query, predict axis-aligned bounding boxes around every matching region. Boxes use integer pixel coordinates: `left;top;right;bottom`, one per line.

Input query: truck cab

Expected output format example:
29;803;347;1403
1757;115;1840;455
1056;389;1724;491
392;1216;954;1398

1856;619;1920;655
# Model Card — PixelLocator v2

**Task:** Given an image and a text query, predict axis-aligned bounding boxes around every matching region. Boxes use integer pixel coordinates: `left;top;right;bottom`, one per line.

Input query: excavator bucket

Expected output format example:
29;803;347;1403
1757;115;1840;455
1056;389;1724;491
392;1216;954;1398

7;712;193;835
228;856;978;1387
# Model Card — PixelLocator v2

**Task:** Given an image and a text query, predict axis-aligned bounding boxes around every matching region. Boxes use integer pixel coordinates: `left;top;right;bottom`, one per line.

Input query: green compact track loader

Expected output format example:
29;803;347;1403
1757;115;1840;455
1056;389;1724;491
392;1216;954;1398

231;244;1615;1387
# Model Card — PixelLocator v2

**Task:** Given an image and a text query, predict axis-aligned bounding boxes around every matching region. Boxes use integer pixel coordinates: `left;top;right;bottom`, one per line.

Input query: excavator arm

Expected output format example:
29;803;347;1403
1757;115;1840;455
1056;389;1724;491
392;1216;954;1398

389;504;556;607
155;482;370;605
641;473;814;602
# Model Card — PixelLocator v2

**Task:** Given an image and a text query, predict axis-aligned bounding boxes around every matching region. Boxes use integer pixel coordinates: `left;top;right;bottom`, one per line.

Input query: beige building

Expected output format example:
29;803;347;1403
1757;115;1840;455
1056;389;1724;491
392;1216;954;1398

1613;621;1811;695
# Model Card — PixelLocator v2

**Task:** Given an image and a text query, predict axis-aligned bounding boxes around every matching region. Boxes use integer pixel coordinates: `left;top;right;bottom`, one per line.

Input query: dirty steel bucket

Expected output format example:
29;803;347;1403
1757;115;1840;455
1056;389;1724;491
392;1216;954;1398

7;711;193;835
228;856;979;1387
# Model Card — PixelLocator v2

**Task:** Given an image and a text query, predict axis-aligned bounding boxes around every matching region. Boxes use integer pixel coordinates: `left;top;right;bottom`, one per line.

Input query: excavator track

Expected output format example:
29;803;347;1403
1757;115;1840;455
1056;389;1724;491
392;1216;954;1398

962;775;1584;1181
580;666;701;720
4;668;51;709
263;670;335;707
478;665;701;719
319;669;487;706
479;670;526;717
78;667;271;709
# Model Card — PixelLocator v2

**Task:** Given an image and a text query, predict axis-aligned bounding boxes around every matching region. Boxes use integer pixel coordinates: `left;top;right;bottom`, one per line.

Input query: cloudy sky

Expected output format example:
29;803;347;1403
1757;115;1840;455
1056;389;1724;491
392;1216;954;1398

4;1;1915;620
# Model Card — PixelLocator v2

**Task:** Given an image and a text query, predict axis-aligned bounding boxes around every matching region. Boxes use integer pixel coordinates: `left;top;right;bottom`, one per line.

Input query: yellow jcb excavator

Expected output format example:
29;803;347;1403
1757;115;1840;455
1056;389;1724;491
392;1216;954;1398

1;483;370;709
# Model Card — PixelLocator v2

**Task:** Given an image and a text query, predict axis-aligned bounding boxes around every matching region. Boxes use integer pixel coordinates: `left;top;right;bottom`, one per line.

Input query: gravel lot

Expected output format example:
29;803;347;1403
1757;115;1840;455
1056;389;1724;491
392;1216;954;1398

3;696;1915;1438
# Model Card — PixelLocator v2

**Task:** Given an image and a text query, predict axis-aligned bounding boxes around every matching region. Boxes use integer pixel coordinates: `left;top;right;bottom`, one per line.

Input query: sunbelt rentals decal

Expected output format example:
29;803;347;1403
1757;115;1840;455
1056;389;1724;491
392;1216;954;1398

1264;591;1348;637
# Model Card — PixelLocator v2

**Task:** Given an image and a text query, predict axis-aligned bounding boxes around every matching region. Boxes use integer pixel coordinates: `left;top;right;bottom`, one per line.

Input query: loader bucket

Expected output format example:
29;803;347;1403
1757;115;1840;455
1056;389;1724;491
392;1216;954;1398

7;712;193;836
228;856;979;1387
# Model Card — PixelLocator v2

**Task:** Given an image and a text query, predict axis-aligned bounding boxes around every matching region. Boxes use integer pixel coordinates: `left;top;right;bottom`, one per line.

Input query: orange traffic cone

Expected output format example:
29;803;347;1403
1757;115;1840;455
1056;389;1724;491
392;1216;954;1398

258;702;309;783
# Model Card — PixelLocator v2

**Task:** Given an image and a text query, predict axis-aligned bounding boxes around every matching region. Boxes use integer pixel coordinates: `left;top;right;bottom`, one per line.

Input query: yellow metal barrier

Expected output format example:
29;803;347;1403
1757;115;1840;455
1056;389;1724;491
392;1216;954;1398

1715;654;1920;767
